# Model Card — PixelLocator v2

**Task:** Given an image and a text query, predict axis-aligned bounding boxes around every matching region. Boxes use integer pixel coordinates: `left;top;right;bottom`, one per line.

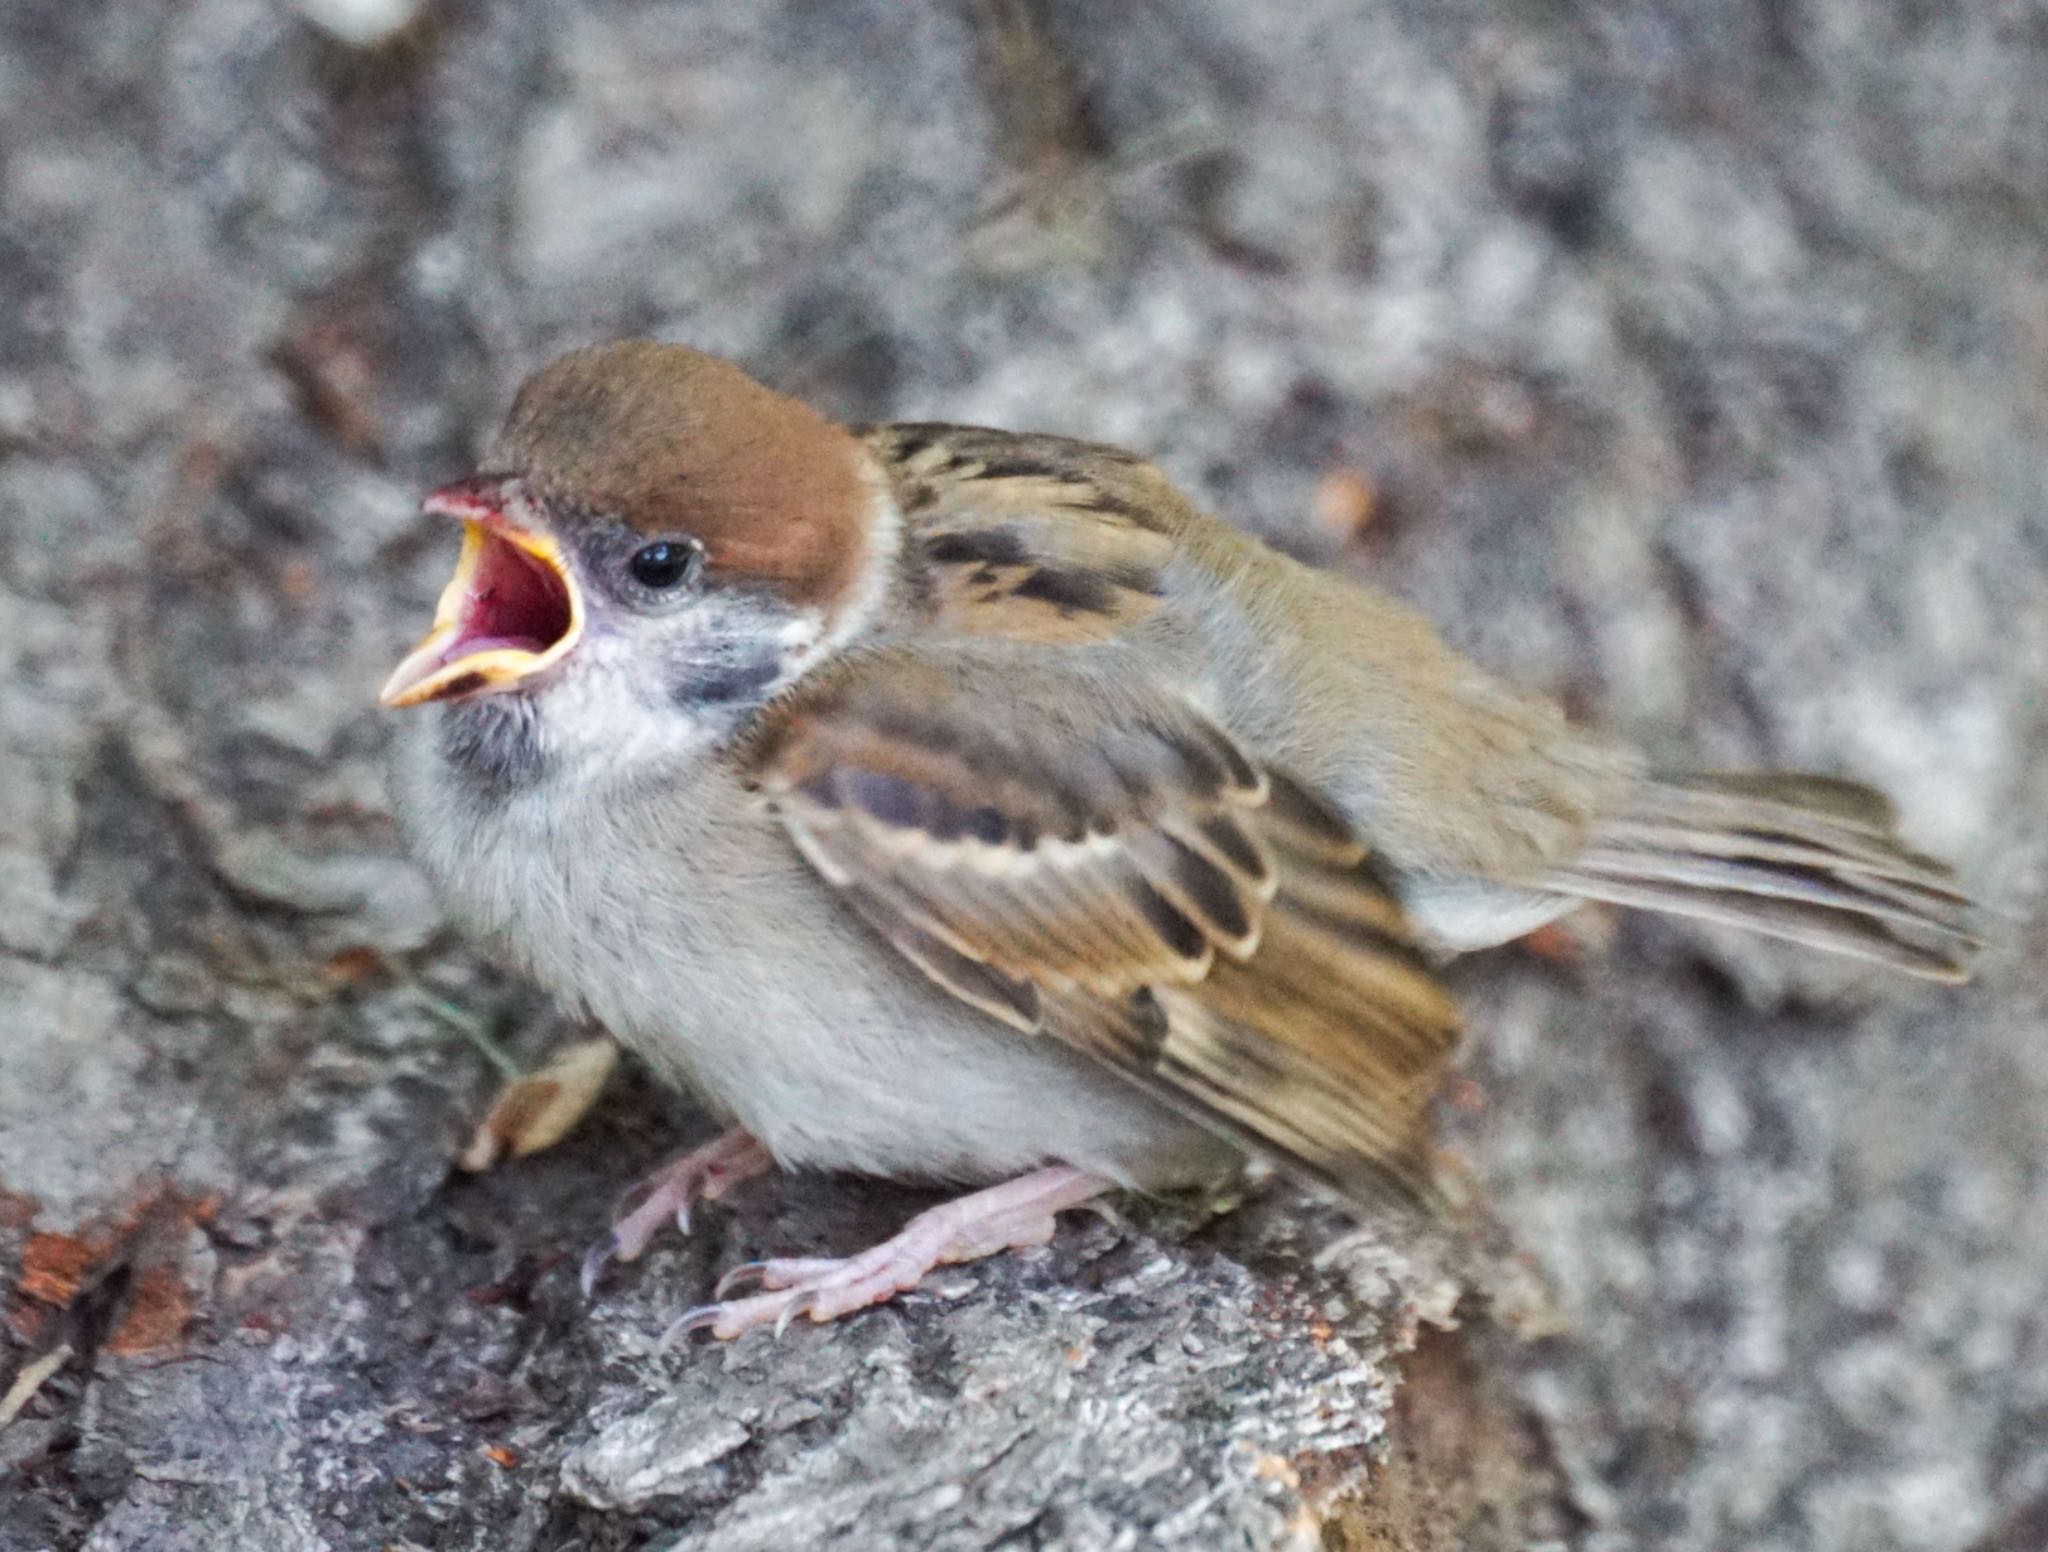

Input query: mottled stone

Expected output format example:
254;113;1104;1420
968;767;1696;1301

1;2;2043;1550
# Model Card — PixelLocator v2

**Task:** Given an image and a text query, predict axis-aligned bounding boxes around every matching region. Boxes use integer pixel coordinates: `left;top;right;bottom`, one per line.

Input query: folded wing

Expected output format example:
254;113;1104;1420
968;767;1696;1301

748;652;1463;1210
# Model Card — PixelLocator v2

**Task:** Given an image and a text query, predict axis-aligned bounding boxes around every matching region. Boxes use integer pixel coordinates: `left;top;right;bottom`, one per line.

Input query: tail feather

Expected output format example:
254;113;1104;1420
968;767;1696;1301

1665;772;1902;829
1545;773;1981;982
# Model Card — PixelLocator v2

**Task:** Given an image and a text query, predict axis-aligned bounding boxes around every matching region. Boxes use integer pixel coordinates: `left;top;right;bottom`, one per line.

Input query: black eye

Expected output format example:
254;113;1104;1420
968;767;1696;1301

629;540;700;590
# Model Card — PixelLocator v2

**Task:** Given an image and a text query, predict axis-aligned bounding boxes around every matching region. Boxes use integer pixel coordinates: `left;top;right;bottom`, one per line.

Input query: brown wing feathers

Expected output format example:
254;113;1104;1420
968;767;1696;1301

863;423;1182;644
1145;773;1461;1206
756;663;1462;1209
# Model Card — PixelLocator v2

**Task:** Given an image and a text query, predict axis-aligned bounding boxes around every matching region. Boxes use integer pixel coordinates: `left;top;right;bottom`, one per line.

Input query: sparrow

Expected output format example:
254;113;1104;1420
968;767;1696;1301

380;340;1979;1338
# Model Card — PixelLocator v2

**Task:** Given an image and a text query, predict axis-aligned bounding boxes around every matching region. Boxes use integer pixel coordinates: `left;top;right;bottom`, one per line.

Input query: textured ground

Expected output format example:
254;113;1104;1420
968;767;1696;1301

2;2;2044;1549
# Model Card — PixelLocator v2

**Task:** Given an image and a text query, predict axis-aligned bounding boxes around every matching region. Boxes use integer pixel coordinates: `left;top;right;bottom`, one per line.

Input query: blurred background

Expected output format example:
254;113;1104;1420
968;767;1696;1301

2;2;2044;1549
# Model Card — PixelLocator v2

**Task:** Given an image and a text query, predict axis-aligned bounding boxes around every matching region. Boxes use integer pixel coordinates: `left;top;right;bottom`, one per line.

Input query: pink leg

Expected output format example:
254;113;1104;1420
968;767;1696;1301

580;1128;774;1296
669;1165;1113;1341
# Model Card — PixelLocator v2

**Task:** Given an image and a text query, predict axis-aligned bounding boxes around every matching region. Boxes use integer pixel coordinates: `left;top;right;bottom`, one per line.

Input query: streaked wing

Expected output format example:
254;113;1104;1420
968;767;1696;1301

749;651;1463;1210
861;422;1189;645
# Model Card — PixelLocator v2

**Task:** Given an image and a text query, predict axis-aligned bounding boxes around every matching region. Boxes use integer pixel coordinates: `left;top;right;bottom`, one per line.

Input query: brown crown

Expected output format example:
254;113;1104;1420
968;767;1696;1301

488;341;869;611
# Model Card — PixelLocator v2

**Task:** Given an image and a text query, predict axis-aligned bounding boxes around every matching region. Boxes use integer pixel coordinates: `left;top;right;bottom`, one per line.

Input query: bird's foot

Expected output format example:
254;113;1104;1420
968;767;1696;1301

581;1127;774;1295
668;1165;1112;1340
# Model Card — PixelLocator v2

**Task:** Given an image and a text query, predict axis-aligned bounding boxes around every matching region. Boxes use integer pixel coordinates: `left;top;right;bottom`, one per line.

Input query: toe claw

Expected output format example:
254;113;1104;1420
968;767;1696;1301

772;1297;807;1341
713;1260;771;1299
1075;1198;1124;1231
661;1304;728;1348
579;1235;620;1300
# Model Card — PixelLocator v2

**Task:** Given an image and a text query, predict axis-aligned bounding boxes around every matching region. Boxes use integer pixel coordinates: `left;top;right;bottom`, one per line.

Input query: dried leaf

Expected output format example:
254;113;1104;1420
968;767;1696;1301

1311;469;1378;541
459;1037;619;1171
17;1231;106;1306
0;1343;73;1432
107;1264;194;1356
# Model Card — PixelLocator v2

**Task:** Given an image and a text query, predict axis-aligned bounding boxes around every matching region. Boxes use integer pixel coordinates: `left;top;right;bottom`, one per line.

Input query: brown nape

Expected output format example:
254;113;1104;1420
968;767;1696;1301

489;341;871;612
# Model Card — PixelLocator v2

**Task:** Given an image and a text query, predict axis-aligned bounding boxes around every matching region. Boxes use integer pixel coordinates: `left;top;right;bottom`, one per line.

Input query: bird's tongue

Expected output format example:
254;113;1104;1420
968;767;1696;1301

445;633;547;657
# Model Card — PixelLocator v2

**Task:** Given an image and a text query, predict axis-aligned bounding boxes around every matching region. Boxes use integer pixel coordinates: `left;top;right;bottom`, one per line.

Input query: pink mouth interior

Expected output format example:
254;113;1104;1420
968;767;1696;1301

447;531;573;660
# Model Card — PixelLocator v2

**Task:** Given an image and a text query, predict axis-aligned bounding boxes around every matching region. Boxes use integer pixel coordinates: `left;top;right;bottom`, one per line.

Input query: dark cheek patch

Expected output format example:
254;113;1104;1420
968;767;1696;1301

673;650;783;708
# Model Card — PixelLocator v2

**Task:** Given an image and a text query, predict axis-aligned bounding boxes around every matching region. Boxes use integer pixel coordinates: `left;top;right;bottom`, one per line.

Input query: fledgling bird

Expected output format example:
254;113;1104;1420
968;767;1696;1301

381;341;1979;1338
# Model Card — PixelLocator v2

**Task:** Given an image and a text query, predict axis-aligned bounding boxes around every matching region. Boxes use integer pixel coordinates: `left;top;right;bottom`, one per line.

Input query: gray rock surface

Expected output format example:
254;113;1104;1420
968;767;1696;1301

2;2;2043;1549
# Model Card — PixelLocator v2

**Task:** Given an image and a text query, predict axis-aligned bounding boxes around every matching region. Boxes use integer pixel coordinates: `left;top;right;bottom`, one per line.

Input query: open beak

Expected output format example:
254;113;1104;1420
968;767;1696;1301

379;480;583;708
